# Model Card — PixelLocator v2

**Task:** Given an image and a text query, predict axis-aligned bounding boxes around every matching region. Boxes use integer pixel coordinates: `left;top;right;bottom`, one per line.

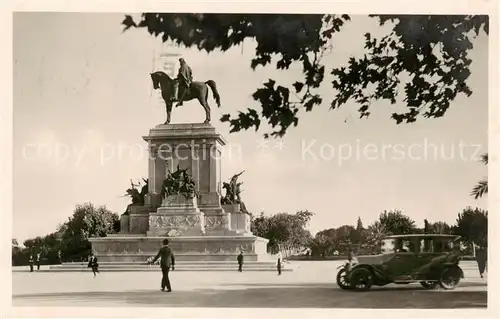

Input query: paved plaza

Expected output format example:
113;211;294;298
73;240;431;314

12;261;487;308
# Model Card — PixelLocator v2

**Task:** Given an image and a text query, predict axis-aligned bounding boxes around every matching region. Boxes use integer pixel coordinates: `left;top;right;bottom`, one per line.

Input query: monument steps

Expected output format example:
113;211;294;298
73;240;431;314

48;261;292;272
44;268;292;272
54;261;278;266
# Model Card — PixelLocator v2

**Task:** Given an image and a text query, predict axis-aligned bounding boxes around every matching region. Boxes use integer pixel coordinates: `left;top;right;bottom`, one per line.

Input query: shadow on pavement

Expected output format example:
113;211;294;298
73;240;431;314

13;285;487;308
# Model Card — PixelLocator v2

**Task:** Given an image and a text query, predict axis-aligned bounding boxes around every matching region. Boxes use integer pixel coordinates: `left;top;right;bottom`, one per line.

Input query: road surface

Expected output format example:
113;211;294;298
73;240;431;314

12;261;487;308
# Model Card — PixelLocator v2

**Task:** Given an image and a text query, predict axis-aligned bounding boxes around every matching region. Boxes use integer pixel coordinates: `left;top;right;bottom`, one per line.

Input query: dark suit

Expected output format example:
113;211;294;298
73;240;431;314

237;254;243;272
28;255;34;272
87;256;99;276
153;245;175;291
277;257;282;275
476;248;487;277
36;254;41;271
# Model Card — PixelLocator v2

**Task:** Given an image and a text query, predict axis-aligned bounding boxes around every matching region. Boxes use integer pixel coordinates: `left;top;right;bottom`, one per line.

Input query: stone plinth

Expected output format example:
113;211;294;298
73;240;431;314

223;204;252;235
119;214;130;233
143;123;226;211
147;194;205;237
128;205;150;234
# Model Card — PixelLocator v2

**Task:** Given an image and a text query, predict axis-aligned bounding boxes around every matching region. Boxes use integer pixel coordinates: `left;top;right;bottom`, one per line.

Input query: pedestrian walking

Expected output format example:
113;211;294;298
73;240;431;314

277;252;283;275
28;254;34;272
237;251;244;272
151;239;175;292
36;252;41;271
476;247;487;278
87;253;100;277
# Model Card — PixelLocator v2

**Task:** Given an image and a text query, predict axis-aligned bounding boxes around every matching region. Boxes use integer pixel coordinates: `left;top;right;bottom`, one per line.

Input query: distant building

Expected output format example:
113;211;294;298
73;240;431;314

151;41;182;102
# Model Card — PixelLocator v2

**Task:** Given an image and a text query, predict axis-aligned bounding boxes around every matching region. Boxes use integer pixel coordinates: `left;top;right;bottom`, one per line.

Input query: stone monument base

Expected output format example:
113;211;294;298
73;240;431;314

89;234;269;262
84;122;283;271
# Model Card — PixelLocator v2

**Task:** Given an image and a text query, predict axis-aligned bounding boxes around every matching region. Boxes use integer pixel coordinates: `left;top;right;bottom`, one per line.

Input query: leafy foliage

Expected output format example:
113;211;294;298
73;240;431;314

332;15;487;124
352;216;366;244
356;217;364;230
14;203;119;265
423;219;453;234
308;219;370;257
58;203;119;259
376;209;417;235
453;207;488;248
308;228;338;256
471;153;488;199
123;13;488;138
251;210;313;255
366;220;388;247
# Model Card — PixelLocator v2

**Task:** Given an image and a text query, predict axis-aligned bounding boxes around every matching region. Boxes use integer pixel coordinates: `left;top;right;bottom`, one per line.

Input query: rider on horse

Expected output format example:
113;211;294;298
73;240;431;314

175;58;193;107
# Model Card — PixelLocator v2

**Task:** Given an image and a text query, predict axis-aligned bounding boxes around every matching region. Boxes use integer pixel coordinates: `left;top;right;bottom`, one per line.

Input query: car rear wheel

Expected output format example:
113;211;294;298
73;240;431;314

420;281;438;289
439;267;461;290
350;268;373;291
336;268;351;290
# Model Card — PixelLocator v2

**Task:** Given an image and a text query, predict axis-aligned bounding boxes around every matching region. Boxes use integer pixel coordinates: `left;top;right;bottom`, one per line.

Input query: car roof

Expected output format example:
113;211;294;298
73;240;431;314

384;234;459;239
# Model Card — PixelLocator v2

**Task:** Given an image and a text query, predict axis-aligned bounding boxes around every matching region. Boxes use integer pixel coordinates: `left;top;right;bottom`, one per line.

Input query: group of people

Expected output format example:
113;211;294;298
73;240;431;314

237;251;284;275
27;253;41;272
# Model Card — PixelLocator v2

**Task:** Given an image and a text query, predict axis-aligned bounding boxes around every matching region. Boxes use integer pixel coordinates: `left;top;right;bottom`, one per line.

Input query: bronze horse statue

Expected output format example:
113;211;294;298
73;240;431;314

150;71;221;124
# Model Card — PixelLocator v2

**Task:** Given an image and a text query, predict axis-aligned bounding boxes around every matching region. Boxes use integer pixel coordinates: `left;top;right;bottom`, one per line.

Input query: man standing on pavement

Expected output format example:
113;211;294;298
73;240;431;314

152;239;176;292
277;251;283;275
476;246;487;278
28;254;34;272
36;252;41;271
237;251;244;272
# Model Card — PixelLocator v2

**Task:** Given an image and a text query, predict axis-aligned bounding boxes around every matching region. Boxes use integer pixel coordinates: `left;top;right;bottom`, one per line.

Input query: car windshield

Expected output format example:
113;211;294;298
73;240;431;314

380;238;396;254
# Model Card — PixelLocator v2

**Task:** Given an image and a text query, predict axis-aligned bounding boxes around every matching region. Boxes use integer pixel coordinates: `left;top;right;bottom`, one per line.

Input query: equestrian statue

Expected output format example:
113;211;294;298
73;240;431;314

150;58;221;124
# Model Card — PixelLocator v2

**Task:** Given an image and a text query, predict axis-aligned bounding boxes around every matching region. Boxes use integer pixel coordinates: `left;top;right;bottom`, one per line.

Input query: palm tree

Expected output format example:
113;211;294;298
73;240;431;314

367;221;387;246
471;153;488;199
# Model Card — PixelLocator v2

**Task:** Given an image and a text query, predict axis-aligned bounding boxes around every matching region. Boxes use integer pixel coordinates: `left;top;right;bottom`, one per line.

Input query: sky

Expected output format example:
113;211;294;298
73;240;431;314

12;13;488;243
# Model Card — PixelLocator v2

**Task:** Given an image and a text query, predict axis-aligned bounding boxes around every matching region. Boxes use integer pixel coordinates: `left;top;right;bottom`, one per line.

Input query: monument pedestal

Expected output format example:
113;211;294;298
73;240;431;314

90;235;269;262
147;194;205;237
89;123;273;267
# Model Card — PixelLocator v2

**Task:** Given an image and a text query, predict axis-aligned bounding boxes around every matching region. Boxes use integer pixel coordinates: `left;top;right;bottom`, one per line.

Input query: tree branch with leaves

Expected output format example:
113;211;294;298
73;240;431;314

471;153;488;199
123;14;488;138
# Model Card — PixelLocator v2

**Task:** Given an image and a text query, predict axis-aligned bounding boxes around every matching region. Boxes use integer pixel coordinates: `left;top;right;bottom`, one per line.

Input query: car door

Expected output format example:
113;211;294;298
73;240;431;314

414;238;440;276
384;238;419;280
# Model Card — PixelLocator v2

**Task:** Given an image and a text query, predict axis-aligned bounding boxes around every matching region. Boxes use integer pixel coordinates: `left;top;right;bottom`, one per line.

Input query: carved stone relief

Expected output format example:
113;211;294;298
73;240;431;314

150;214;201;228
204;215;229;228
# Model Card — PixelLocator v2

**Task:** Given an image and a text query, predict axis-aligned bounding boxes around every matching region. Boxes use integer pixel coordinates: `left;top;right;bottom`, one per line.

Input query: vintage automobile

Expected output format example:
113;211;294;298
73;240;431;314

336;234;464;291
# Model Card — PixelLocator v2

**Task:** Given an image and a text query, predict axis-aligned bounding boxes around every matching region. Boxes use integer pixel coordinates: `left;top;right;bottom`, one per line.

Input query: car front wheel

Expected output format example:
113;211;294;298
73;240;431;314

350;268;373;291
336;268;351;290
439;267;462;290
